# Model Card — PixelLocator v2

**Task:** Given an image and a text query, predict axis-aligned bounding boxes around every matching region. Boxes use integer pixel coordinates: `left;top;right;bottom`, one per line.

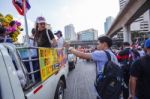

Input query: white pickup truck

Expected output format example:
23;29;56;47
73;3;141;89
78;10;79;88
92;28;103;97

0;43;68;99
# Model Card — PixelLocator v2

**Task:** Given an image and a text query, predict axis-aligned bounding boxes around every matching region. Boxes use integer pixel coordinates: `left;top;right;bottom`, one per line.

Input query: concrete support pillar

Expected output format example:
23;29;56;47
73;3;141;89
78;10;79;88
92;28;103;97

123;25;132;44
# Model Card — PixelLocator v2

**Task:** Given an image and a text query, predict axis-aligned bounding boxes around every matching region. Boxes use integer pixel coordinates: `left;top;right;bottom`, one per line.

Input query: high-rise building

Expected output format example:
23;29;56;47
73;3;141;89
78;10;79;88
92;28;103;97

104;16;114;33
77;28;98;41
130;10;150;33
64;24;76;41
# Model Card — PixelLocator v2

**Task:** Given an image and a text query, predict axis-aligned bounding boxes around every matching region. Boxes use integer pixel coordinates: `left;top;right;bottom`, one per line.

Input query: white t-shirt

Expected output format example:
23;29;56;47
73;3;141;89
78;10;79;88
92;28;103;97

138;50;145;57
68;53;75;62
57;37;64;48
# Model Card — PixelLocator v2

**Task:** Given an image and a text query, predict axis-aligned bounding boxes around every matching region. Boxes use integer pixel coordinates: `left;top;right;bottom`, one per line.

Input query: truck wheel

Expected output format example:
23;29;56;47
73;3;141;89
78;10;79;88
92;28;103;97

54;80;65;99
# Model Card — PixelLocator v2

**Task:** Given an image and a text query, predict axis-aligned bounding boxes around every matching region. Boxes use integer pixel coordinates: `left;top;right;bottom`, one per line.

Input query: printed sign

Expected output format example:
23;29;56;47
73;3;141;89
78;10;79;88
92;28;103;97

39;48;67;81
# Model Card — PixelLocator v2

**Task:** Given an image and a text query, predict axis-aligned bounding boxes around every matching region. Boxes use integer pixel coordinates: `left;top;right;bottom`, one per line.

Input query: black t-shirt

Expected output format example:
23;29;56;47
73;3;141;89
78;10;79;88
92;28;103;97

36;29;54;47
130;55;150;99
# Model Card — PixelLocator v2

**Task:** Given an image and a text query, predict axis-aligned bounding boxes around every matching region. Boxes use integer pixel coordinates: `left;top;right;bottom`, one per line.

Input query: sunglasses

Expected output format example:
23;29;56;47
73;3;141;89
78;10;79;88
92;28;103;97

39;23;46;25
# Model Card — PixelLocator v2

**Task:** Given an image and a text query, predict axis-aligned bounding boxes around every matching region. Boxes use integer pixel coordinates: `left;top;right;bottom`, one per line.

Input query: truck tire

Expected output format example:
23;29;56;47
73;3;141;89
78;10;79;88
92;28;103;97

54;80;65;99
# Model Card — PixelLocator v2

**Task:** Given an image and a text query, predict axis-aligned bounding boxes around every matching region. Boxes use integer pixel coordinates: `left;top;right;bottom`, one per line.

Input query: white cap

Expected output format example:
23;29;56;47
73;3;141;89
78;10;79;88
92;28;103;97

36;16;46;23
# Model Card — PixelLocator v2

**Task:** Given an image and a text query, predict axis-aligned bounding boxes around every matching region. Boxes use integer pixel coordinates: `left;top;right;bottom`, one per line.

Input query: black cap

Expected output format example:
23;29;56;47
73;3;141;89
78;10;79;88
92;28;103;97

54;30;62;36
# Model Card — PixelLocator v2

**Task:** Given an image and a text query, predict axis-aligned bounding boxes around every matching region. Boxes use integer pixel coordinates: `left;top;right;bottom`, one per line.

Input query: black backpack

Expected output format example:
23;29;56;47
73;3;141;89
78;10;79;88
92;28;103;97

121;49;140;86
95;51;123;99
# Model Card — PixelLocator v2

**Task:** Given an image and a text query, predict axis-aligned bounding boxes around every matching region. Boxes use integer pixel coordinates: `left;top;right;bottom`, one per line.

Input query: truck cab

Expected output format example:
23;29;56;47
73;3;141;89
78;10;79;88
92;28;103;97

0;43;68;99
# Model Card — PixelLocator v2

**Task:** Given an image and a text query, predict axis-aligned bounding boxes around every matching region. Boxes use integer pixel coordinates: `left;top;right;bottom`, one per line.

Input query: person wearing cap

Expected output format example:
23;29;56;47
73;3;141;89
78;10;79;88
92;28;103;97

54;30;64;48
34;16;56;47
128;38;150;99
137;46;145;57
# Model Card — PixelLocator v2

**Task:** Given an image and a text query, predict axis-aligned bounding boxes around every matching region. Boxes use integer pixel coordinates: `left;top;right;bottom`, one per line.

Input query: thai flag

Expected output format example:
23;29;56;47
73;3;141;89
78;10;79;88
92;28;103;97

135;37;139;49
15;0;31;10
25;0;31;10
13;0;31;15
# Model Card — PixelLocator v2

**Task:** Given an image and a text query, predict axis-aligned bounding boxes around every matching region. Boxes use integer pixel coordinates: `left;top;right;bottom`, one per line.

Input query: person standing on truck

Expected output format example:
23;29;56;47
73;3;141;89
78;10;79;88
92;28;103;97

28;28;38;57
34;16;57;47
54;30;64;48
0;25;12;43
29;28;36;46
0;26;6;42
22;28;40;82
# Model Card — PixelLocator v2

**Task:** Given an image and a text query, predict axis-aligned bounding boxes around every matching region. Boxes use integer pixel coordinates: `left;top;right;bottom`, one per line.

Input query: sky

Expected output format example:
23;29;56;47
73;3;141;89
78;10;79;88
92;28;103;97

0;0;120;42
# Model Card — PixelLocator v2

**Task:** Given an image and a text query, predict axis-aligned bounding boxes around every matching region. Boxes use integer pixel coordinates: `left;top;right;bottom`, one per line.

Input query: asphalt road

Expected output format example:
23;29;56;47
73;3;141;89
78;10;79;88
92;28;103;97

64;59;97;99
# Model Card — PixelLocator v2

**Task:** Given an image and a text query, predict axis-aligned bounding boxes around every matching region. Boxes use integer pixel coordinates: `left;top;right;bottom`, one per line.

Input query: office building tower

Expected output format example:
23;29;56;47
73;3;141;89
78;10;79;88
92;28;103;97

104;16;114;33
77;28;98;41
64;24;76;41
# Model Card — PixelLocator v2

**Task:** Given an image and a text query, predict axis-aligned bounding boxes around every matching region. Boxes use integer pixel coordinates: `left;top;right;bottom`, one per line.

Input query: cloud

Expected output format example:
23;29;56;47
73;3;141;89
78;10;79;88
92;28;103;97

58;0;119;35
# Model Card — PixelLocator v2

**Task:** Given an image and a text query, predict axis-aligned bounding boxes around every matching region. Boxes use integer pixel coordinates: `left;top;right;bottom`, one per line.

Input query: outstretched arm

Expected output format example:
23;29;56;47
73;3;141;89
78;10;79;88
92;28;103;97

69;48;91;59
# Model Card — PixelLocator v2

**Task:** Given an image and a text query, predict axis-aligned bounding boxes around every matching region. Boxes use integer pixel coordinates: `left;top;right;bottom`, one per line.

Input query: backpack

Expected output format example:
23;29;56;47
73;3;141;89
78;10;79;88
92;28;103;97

121;49;140;86
95;51;123;99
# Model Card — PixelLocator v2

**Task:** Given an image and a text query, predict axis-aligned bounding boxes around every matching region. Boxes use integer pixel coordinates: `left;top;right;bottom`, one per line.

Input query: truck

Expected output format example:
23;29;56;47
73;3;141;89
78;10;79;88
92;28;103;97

0;43;69;99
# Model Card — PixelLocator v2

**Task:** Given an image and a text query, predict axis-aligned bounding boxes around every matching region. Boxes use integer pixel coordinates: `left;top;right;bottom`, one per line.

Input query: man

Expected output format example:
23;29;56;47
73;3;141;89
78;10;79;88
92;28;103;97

68;51;76;70
137;46;145;57
128;38;150;99
54;30;64;48
68;36;119;98
34;16;56;47
69;36;119;69
117;42;131;63
117;42;133;99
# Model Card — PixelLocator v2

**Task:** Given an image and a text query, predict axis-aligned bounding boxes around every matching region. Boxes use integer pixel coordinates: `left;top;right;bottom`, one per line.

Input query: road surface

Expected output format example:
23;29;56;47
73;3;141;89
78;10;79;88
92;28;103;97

64;60;97;99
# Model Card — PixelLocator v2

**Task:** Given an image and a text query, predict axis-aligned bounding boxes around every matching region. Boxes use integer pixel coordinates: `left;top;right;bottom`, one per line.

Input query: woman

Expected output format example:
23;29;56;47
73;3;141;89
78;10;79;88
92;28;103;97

34;16;56;47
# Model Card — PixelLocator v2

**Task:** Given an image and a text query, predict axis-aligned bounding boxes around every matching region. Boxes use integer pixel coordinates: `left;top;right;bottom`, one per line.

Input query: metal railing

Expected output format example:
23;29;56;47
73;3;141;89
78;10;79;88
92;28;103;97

16;47;40;89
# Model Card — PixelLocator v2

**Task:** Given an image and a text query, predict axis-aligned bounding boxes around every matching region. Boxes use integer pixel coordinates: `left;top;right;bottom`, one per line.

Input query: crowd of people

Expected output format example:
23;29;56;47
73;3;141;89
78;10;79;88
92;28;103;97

26;16;150;99
1;15;150;99
68;36;150;99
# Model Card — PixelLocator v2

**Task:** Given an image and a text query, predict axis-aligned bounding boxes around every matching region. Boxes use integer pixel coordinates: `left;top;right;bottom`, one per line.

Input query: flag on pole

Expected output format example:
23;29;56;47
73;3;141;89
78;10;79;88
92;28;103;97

12;0;31;16
135;37;139;48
